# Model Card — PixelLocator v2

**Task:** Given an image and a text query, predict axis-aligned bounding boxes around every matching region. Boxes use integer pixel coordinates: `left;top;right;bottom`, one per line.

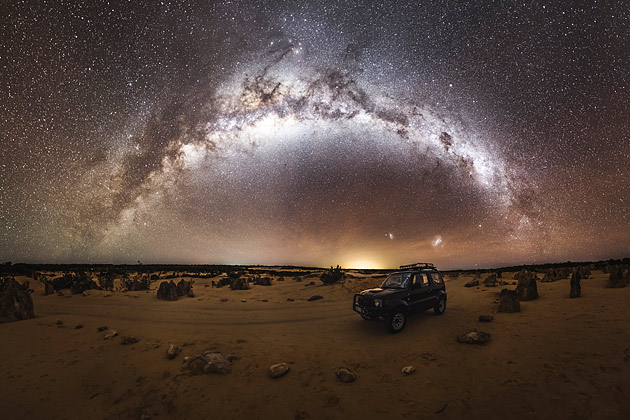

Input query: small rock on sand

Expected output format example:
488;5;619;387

336;367;357;383
269;363;290;378
166;344;181;360
457;329;491;344
56;319;63;325
287;298;294;301
121;336;139;345
96;325;108;332
103;329;118;340
182;351;235;375
402;366;415;375
75;324;83;329
464;280;479;288
308;295;323;301
220;298;228;302
479;315;494;322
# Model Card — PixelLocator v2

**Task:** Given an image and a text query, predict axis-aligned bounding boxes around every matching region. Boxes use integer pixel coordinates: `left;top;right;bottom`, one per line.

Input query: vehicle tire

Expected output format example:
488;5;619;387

386;310;407;333
434;297;446;315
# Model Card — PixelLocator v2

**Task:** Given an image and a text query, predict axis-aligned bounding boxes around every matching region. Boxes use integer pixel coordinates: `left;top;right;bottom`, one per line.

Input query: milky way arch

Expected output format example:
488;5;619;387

98;42;529;257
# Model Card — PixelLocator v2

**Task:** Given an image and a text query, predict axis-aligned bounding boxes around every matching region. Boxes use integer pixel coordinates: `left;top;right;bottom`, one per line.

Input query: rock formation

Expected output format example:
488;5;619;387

516;272;538;301
498;289;520;313
606;265;629;288
483;273;497;287
0;277;35;323
157;280;178;301
569;269;581;298
176;279;193;297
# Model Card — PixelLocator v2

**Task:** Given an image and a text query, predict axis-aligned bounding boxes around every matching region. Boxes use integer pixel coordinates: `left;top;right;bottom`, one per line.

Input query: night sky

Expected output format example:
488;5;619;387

1;1;629;269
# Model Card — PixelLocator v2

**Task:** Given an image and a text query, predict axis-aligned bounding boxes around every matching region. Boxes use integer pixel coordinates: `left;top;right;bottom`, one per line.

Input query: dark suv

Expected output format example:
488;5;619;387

353;263;447;333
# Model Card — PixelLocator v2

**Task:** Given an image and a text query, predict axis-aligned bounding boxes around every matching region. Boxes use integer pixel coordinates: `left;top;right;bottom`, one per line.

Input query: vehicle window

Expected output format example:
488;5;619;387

431;273;443;284
382;272;413;289
417;273;429;287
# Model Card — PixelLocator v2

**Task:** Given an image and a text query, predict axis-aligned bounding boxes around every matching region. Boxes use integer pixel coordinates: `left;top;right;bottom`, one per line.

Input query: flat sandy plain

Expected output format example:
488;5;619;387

1;270;629;420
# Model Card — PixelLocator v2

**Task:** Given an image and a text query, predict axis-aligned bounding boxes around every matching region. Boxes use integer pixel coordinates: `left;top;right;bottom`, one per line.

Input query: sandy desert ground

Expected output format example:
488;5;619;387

1;269;630;420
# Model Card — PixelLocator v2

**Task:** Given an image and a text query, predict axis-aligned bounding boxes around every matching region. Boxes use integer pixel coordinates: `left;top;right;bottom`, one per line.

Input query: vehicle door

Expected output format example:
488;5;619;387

410;272;434;312
428;272;444;302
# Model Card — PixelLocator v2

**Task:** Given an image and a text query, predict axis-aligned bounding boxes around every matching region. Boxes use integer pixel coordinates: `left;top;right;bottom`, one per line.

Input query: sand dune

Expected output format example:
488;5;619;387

1;270;629;419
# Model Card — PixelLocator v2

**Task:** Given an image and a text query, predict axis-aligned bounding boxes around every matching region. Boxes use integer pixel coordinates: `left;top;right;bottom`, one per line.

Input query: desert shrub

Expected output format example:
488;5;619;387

69;272;99;294
99;271;115;291
320;265;344;285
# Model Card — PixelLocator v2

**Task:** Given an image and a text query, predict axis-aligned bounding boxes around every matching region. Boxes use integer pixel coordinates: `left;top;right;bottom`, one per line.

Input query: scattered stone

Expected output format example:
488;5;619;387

401;366;416;375
457;329;491;344
56;319;63;325
220;298;228;302
336;367;357;383
268;363;290;378
166;344;181;360
305;281;316;287
498;288;521;313
262;299;268;302
308;295;323;301
121;336;139;345
570;269;582;298
295;276;303;283
287;298;294;301
254;277;272;286
182;351;235;375
96;326;108;332
516;272;538;301
103;293;111;297
435;403;448;414
464;280;479;288
0;277;35;324
44;283;55;296
157;281;178;301
277;276;285;282
75;324;83;329
294;410;309;419
103;329;118;340
241;299;246;303
479;315;494;322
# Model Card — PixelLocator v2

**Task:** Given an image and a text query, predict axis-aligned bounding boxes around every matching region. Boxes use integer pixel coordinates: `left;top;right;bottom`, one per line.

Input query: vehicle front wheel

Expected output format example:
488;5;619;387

434;297;446;315
386;310;407;333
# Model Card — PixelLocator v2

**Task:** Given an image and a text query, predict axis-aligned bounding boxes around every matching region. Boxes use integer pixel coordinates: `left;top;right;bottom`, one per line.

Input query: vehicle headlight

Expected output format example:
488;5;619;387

374;299;382;308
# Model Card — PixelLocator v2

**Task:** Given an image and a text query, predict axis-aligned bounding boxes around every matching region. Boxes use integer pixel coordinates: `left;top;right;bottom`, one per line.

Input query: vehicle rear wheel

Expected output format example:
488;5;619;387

434;297;446;315
386;310;407;333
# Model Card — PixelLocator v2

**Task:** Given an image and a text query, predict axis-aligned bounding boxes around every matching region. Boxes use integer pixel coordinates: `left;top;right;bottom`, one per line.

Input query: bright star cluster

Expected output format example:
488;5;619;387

1;1;629;269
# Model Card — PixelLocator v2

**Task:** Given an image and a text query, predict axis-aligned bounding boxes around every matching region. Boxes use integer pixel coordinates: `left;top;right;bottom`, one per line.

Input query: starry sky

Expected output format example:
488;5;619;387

1;0;629;269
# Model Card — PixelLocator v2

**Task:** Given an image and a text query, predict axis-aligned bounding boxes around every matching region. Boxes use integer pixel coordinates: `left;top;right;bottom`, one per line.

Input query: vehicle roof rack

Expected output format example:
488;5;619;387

399;262;436;270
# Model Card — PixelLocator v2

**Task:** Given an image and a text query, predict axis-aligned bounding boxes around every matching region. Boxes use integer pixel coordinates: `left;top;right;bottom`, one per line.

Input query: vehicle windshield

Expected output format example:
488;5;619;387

381;273;412;289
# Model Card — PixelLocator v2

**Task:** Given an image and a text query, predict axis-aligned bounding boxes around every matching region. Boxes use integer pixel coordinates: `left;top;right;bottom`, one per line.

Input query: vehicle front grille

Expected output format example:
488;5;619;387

357;295;374;308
